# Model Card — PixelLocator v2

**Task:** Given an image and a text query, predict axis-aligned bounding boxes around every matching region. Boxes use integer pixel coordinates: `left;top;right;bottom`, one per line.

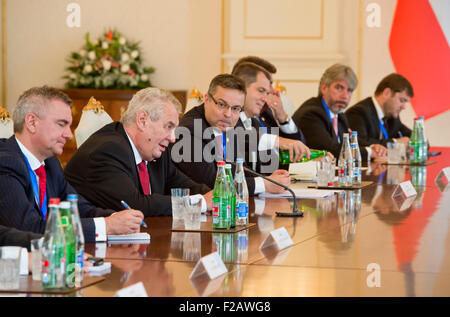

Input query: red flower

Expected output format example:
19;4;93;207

107;30;113;41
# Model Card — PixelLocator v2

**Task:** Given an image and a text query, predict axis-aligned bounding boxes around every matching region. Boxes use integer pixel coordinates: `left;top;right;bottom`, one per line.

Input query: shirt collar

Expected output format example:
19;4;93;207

124;130;145;166
15;137;44;170
372;96;385;121
239;112;253;129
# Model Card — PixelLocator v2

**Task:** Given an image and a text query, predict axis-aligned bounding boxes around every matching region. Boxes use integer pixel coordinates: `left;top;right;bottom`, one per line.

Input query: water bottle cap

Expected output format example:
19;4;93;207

351;131;358;135
59;201;70;209
225;164;232;169
49;198;60;205
236;158;244;163
67;194;78;200
217;161;225;166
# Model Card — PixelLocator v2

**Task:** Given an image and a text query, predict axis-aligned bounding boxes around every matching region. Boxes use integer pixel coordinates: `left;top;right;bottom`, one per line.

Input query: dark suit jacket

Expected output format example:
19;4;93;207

0;225;42;251
345;97;412;147
292;96;355;159
259;107;306;143
0;137;113;242
172;104;260;195
64;122;210;217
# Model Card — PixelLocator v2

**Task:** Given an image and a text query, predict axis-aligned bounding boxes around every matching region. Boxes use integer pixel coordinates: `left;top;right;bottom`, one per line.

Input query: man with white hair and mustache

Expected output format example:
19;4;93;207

292;63;387;160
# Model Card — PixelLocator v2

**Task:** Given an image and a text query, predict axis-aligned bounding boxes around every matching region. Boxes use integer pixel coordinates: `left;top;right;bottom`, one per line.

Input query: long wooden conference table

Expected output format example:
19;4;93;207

8;147;450;298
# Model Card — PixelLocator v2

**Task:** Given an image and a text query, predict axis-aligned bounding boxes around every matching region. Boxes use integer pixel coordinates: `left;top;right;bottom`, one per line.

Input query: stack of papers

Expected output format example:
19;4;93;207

289;161;316;180
259;188;337;199
107;232;151;242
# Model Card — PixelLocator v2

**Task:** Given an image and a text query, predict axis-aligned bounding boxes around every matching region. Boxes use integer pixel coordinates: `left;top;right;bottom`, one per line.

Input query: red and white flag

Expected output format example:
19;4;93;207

389;0;450;119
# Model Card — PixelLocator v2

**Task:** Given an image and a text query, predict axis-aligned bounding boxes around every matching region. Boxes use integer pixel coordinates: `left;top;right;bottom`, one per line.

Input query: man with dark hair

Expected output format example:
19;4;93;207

232;57;303;142
172;74;289;195
292;63;387;160
345;73;413;147
0;86;144;242
232;62;310;171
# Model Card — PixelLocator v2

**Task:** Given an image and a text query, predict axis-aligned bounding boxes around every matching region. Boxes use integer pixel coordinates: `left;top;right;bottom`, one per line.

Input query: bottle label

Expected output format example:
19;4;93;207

236;202;248;219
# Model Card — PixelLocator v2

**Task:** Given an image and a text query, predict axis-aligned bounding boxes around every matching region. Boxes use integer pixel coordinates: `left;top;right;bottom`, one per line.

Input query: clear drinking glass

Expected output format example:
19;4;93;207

171;188;190;220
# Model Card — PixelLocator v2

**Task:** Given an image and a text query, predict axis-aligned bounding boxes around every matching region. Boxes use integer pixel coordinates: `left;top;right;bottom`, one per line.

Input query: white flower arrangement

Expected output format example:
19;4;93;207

64;29;155;89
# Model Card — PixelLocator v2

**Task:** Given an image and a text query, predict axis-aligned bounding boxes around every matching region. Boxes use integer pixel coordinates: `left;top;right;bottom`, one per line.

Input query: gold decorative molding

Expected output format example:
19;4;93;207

0;105;11;122
357;0;363;101
243;0;324;40
83;96;106;114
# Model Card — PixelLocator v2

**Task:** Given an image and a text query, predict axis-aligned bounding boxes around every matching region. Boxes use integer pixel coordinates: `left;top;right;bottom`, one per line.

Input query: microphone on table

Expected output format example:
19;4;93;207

228;161;303;217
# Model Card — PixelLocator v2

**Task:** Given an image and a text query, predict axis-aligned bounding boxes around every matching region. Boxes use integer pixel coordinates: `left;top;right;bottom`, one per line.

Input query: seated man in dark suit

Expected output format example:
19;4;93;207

232;62;310;171
172;74;289;196
0;86;144;242
292;63;387;160
64;88;212;216
345;73;413;148
232;56;304;142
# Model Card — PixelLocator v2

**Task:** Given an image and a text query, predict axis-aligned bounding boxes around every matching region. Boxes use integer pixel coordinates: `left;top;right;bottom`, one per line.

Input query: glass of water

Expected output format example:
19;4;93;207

316;158;331;187
171;188;190;220
30;238;43;281
184;196;202;230
0;246;22;290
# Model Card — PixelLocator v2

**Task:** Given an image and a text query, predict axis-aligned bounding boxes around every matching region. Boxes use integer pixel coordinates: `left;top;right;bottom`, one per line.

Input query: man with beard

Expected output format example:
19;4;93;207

292;63;387;159
345;73;413;147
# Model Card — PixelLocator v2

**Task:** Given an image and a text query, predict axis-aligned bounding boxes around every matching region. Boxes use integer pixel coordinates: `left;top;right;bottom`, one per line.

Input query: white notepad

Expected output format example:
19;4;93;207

259;188;337;199
107;232;151;241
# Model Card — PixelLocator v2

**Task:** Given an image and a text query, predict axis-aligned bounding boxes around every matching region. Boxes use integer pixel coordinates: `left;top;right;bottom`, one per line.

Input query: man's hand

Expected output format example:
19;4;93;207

370;144;388;159
105;209;144;235
264;169;291;194
394;137;410;144
202;190;214;211
278;137;311;163
266;93;288;123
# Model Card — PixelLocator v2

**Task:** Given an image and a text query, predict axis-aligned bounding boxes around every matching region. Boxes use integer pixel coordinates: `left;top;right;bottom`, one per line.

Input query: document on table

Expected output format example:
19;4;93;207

288;161;316;179
259;188;337;199
107;232;151;241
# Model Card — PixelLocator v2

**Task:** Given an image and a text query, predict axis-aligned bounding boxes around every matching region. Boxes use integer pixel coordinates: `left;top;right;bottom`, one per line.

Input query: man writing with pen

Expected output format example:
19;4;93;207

64;87;212;218
0;86;144;243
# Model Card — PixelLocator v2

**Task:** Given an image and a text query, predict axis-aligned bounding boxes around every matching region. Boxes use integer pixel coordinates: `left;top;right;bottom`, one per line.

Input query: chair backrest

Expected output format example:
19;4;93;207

184;87;204;114
74;97;113;148
0;106;14;139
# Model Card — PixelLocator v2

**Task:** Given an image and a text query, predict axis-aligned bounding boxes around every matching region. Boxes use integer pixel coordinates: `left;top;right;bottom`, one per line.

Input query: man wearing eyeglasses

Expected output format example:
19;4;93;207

172;74;290;195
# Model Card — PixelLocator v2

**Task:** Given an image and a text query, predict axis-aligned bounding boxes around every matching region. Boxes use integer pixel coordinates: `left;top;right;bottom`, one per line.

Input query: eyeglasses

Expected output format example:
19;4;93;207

209;94;242;114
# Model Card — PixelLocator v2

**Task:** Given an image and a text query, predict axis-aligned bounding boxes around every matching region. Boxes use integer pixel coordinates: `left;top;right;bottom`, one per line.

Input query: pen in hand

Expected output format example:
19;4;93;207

120;200;148;228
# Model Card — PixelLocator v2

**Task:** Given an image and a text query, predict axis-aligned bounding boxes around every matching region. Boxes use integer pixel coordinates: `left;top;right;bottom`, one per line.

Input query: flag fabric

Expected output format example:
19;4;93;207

389;0;450;119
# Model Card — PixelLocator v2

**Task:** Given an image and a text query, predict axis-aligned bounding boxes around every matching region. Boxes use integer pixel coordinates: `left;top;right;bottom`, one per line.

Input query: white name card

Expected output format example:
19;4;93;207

114;281;148;297
435;167;450;191
189;252;227;280
260;227;293;251
392;180;417;199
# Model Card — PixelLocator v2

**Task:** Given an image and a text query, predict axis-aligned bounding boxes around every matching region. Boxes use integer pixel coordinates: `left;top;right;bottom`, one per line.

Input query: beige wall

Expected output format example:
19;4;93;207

3;0;222;109
2;0;449;145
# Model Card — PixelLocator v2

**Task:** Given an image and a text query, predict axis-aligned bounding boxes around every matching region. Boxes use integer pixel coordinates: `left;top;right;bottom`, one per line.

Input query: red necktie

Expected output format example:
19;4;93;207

332;116;339;137
138;161;151;195
34;165;46;208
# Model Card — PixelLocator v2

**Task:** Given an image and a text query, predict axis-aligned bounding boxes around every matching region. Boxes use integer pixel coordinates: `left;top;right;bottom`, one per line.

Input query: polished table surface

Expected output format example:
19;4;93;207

26;148;450;297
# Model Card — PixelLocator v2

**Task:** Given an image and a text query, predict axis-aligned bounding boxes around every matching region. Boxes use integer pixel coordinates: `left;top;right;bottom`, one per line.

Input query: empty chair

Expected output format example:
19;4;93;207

0;106;14;139
74;97;113;148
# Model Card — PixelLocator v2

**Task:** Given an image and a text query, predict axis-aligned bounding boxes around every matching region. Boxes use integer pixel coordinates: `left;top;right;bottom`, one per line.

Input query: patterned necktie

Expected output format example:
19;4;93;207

34;165;46;208
137;161;150;195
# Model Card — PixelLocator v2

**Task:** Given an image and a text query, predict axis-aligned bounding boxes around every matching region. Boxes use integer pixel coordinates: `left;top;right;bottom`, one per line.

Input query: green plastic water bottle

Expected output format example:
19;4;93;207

41;198;66;289
225;164;236;228
212;161;231;229
59;201;77;288
279;149;328;164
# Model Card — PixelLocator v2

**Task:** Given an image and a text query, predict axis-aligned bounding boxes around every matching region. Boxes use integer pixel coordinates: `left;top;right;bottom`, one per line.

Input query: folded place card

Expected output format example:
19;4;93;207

260;227;293;251
392;180;417;199
107;232;150;241
435;167;450;191
189;252;227;280
114;281;148;297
